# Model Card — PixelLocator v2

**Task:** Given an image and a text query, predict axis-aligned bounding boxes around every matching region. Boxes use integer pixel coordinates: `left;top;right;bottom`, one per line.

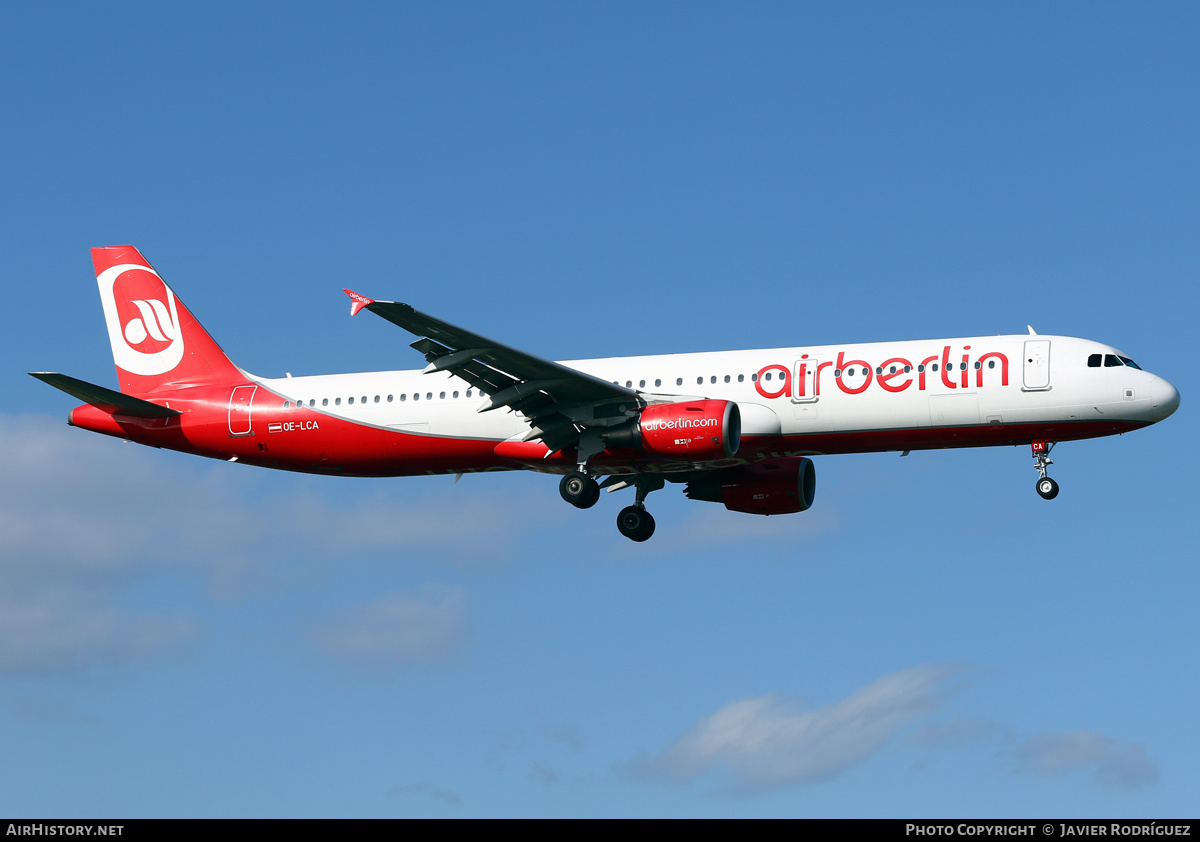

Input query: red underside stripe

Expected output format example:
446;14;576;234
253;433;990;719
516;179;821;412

70;385;1147;478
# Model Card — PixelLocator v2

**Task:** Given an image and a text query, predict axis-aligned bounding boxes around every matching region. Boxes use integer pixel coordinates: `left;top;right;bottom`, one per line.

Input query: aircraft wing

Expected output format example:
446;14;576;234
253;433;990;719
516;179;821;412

344;290;643;453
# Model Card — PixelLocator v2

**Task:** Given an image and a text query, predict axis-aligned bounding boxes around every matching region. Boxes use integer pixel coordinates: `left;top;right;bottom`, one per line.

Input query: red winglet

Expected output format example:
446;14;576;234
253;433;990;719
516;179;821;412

343;289;375;317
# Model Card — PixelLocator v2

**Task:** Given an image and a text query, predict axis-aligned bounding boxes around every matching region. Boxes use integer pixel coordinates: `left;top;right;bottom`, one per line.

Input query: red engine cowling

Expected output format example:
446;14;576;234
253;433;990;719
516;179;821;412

637;399;741;461
686;457;816;515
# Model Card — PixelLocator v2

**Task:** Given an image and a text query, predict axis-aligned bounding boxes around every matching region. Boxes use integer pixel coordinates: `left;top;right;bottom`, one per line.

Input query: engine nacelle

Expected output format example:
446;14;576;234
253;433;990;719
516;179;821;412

686;457;816;515
609;399;741;461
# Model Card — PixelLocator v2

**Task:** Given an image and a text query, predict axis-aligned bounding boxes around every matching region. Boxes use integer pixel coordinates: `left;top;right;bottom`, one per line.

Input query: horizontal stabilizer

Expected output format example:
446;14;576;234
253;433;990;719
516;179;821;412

29;372;181;418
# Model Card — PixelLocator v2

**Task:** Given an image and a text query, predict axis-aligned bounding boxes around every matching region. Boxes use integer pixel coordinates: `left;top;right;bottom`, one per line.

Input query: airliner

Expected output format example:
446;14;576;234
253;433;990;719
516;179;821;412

32;246;1180;541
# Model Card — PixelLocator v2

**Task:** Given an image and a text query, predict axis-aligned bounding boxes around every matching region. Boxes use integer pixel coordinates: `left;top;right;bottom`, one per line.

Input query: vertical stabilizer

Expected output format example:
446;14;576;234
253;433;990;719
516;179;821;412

92;246;243;395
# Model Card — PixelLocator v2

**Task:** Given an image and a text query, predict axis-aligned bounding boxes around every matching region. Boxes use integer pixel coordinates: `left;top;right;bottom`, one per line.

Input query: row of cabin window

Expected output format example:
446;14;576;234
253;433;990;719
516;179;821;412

613;376;755;388
283;390;477;408
281;358;1010;408
614;360;999;388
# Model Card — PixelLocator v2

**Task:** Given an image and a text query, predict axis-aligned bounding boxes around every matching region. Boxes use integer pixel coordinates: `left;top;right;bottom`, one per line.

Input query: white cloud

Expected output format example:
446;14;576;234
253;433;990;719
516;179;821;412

908;717;998;748
0;413;528;675
0;591;200;675
309;586;468;669
386;781;462;806
626;663;963;796
1013;730;1159;792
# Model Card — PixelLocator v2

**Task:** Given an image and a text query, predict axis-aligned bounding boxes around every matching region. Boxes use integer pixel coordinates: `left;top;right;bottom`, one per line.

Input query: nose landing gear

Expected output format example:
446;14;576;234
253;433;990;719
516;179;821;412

1036;475;1059;500
1032;440;1059;500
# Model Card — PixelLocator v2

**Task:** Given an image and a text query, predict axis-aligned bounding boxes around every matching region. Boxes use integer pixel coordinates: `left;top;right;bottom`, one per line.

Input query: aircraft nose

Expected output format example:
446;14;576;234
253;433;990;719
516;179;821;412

1149;377;1180;422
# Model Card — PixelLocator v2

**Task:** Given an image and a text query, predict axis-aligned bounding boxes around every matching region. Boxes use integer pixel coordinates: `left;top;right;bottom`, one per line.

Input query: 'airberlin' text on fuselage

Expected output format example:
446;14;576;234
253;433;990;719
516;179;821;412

755;345;1010;400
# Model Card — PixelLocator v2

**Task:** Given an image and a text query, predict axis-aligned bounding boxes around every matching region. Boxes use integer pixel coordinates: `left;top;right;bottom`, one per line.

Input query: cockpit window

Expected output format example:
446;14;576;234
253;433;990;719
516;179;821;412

1118;356;1142;370
1088;354;1102;367
1104;354;1122;367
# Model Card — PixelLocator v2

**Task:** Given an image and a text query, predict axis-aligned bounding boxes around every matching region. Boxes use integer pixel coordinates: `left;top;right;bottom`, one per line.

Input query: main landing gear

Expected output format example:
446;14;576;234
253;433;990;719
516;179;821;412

616;475;664;543
558;468;664;542
559;471;600;509
1032;440;1059;500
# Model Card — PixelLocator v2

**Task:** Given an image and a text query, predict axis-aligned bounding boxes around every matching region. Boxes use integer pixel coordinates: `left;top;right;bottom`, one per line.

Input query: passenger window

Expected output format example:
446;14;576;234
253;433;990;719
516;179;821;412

1088;354;1102;367
322;399;328;406
710;376;716;384
697;377;703;385
724;375;730;383
654;379;661;387
347;397;354;405
738;374;744;382
639;380;646;388
676;378;683;386
400;394;406;402
336;398;342;405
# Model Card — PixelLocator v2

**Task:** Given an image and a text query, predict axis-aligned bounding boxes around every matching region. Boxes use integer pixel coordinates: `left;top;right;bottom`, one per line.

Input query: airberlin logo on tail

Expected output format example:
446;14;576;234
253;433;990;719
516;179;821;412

123;298;176;346
96;264;185;376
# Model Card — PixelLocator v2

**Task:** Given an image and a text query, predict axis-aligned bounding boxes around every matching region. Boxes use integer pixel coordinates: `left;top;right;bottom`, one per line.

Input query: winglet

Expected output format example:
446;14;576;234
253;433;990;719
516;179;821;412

343;289;375;317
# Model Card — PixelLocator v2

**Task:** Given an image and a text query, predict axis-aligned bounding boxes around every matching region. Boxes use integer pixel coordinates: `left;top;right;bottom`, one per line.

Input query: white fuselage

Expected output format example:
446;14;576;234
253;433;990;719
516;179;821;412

256;334;1175;460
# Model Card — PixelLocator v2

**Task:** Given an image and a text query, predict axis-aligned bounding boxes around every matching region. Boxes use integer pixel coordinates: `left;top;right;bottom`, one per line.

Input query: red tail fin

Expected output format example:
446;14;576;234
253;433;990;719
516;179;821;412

92;246;243;395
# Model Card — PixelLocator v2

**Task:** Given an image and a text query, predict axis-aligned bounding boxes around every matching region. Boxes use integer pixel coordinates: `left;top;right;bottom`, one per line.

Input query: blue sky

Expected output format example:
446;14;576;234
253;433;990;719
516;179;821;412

1;2;1196;817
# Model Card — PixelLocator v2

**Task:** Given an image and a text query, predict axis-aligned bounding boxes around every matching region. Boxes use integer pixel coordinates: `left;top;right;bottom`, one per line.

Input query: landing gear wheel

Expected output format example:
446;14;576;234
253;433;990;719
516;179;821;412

1036;477;1059;500
617;505;656;542
560;471;600;509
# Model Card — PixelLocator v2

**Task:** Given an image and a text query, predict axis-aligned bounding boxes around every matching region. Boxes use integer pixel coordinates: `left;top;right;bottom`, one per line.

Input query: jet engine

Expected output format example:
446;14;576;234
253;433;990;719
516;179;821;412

605;399;741;461
685;457;816;515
